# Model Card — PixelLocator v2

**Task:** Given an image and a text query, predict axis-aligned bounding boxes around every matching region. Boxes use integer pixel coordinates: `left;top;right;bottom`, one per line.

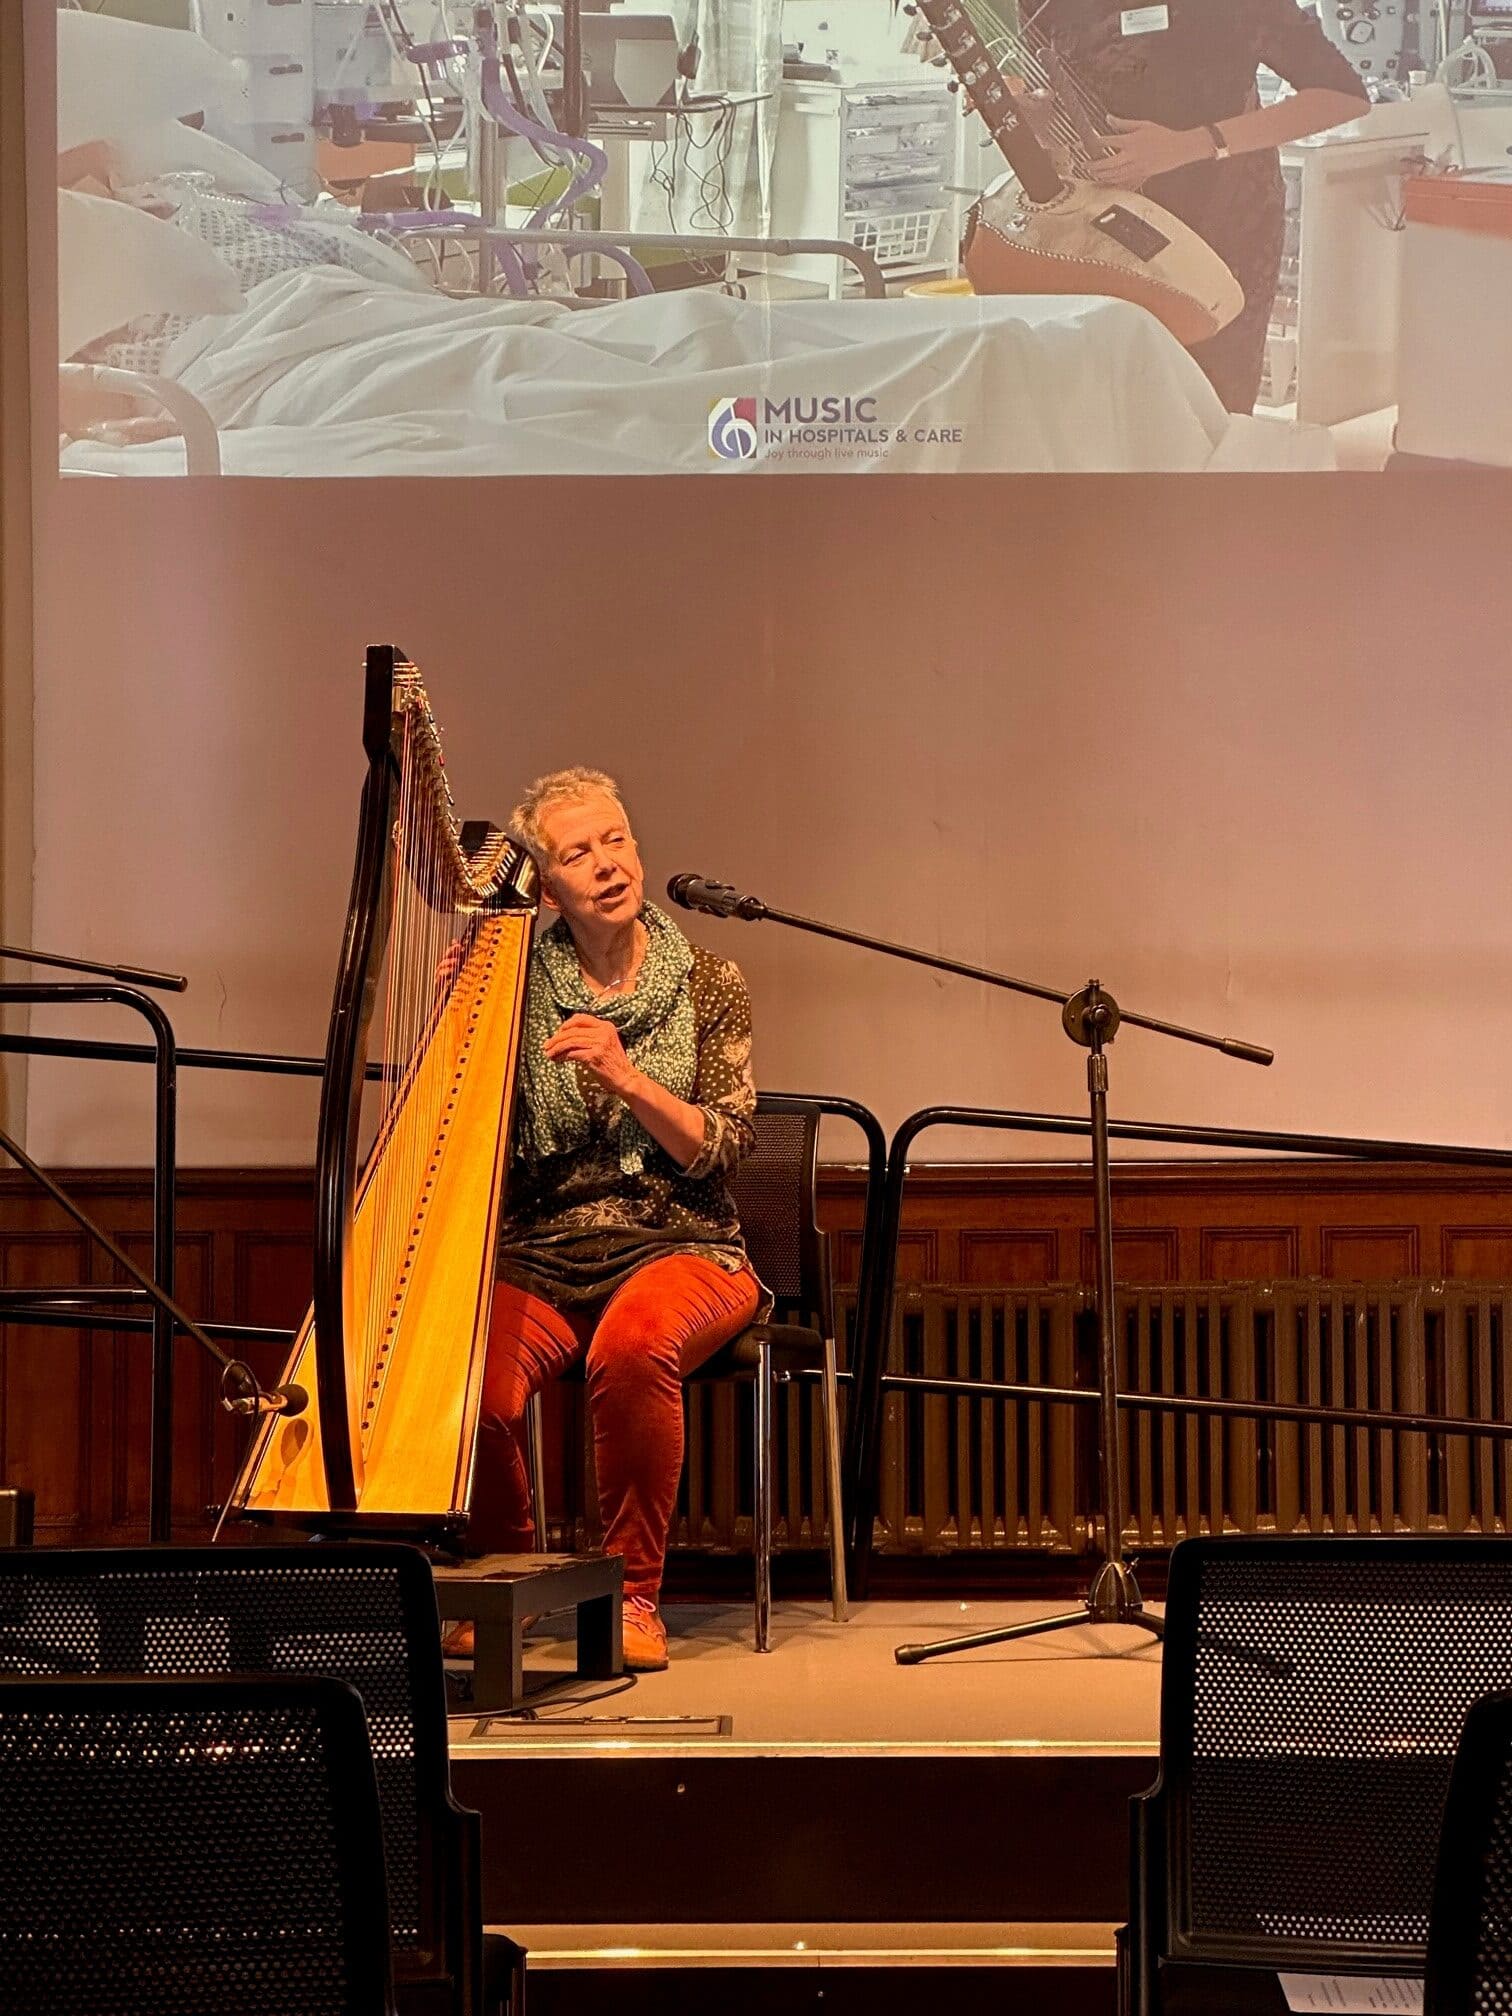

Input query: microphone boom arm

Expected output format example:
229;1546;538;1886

666;875;1272;1065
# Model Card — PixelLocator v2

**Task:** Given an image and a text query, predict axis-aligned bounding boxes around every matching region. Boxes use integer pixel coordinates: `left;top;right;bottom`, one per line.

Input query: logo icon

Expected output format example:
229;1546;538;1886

708;397;760;461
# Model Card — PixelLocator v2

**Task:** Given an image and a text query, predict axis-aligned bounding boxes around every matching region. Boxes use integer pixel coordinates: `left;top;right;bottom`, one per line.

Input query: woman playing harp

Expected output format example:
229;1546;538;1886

447;768;763;1674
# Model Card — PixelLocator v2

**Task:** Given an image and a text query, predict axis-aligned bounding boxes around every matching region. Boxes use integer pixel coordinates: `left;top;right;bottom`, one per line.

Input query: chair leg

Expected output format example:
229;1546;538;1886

526;1391;548;1555
754;1341;773;1653
820;1336;850;1624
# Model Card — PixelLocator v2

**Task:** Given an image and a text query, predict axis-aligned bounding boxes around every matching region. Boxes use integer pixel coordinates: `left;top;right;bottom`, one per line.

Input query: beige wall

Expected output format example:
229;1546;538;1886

24;469;1512;1168
21;9;1512;1169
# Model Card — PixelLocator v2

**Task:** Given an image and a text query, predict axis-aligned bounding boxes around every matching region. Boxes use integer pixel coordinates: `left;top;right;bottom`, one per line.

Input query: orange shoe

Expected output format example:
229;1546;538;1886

622;1596;669;1672
441;1616;541;1659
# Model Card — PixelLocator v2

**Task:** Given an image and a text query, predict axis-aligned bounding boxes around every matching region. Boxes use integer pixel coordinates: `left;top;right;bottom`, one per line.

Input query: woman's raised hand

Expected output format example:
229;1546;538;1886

544;1014;641;1099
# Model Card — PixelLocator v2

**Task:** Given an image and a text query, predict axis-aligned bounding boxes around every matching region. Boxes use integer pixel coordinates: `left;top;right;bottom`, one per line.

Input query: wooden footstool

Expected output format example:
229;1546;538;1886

431;1552;623;1712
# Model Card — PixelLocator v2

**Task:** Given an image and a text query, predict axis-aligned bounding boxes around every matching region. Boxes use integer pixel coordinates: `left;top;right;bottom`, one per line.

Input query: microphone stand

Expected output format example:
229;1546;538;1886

0;941;188;991
667;878;1272;1660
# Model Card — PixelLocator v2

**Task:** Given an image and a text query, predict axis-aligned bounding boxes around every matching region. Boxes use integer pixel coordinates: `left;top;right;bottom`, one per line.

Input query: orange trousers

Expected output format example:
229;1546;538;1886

470;1254;761;1603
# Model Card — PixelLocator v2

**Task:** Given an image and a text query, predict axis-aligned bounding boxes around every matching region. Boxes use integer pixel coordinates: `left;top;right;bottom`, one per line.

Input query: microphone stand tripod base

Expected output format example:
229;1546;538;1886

1087;1556;1161;1629
893;1558;1163;1665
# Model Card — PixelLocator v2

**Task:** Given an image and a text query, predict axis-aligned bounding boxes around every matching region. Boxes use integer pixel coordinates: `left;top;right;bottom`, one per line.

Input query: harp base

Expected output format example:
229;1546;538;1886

229;1507;473;1546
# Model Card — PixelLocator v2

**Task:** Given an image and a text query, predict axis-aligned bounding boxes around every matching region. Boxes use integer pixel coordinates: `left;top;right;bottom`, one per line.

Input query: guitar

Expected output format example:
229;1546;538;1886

911;0;1244;349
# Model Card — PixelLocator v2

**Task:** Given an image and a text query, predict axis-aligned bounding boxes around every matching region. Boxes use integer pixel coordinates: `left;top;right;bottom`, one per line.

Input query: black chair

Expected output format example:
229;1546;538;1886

527;1093;857;1652
0;1543;517;2016
1122;1535;1512;2016
0;1671;395;2016
1425;1686;1512;2016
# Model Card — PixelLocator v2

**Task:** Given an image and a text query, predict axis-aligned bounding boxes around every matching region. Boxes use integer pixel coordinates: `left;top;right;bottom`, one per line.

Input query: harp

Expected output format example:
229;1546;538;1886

230;647;537;1536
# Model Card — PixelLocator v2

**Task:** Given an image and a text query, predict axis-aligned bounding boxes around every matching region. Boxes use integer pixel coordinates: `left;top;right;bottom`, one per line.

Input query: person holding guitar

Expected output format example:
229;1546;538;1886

1030;0;1369;412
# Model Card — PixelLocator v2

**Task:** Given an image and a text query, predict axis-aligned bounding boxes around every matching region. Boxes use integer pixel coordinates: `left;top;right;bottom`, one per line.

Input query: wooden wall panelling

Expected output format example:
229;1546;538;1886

1442;1228;1512;1280
8;1161;1512;1548
819;1161;1512;1288
1080;1227;1181;1283
226;1226;316;1517
1200;1227;1299;1282
2;1228;93;1539
892;1231;940;1283
960;1230;1058;1285
0;1173;313;1544
99;1227;213;1536
1321;1226;1419;1280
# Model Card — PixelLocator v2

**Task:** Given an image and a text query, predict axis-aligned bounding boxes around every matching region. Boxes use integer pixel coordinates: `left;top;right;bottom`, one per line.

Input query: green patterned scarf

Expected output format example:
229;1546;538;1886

516;903;698;1175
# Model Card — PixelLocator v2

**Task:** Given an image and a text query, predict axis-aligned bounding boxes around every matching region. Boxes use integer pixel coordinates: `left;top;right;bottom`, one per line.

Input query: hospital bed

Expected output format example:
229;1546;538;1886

59;363;222;477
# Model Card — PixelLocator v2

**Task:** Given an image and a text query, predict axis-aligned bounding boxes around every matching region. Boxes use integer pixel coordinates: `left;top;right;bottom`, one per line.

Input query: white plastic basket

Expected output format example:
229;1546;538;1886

847;208;943;267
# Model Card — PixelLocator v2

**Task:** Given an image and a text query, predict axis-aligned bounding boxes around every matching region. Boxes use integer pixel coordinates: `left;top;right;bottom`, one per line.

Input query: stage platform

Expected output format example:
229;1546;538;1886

447;1596;1164;2015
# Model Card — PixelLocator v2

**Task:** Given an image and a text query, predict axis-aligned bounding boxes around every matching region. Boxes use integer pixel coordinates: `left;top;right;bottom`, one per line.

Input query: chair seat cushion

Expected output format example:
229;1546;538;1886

690;1323;826;1378
549;1323;825;1382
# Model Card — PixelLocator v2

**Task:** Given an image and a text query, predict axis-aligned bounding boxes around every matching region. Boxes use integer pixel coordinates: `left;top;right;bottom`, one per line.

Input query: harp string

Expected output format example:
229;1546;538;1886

401;727;440;1405
381;715;422;1424
387;708;429;1415
376;713;410;1413
365;715;396;1419
357;686;498;1456
340;667;524;1476
366;706;415;1419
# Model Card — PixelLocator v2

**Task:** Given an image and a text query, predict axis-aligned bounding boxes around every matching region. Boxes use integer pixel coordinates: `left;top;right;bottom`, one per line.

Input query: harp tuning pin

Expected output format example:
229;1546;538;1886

947;76;960;91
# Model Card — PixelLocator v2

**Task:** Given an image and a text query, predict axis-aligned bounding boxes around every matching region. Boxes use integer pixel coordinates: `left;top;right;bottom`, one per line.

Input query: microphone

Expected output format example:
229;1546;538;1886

224;1379;310;1420
666;874;767;922
1220;1037;1275;1067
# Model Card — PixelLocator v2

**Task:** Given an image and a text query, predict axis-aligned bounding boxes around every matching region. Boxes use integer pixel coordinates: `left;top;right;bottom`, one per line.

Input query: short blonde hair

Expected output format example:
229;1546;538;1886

511;767;631;866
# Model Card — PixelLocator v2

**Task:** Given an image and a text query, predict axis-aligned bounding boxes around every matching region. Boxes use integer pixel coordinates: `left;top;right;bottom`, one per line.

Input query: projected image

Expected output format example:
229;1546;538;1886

54;0;1512;474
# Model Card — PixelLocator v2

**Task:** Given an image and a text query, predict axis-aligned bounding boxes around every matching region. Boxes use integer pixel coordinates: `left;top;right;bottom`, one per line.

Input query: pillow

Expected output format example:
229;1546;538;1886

57;11;241;154
107;119;287;202
57;189;244;359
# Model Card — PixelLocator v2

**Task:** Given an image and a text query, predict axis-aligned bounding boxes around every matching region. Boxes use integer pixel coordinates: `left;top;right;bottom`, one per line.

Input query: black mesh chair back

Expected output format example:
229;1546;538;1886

1426;1688;1512;2016
726;1097;828;1327
0;1672;394;2016
0;1544;474;2013
1125;1536;1512;2016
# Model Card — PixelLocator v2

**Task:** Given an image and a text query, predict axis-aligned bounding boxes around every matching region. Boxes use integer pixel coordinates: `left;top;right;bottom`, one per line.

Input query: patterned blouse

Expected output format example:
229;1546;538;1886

496;944;758;1305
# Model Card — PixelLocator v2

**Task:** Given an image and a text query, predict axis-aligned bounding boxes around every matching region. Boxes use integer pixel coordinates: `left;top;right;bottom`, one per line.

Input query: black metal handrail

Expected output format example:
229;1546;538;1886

0;985;179;1543
0;1033;378;1078
846;1105;1512;1592
0;1018;321;1539
0;1295;294;1346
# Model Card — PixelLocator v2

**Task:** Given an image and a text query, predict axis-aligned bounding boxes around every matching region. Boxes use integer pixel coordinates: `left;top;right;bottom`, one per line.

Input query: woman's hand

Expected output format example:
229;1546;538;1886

544;1014;641;1099
547;1014;708;1167
1086;116;1210;188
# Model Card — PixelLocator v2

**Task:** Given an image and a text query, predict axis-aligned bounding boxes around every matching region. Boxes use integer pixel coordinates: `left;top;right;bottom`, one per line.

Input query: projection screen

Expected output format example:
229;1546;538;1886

50;0;1512;479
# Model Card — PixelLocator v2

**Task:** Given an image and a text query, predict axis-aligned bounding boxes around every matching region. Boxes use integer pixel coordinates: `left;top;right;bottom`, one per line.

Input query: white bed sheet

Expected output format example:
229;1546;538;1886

61;269;1334;476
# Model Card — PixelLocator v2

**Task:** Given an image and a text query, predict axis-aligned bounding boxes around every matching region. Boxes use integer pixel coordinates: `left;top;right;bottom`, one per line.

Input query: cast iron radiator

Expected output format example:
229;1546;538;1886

538;1281;1512;1559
